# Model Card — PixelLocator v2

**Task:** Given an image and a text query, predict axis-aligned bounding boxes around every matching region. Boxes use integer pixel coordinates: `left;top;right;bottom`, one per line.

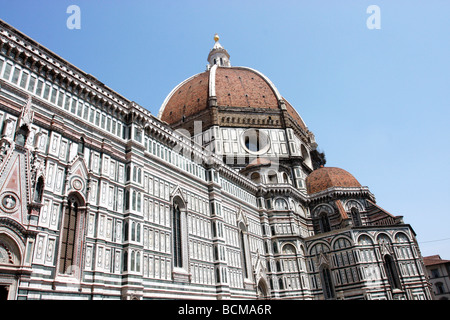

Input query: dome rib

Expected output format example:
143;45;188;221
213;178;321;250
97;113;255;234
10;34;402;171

209;64;218;97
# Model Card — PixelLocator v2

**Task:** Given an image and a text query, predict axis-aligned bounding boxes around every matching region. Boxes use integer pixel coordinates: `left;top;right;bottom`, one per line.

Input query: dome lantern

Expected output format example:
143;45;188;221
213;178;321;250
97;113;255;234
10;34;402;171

207;33;231;68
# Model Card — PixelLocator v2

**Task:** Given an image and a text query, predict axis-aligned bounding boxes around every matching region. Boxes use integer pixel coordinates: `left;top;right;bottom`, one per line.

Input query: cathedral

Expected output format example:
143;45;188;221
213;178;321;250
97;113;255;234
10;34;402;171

0;20;432;300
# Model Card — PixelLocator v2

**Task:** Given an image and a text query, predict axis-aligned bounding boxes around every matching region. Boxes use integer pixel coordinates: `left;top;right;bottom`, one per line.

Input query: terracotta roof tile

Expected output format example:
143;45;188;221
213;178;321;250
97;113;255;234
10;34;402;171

424;255;450;266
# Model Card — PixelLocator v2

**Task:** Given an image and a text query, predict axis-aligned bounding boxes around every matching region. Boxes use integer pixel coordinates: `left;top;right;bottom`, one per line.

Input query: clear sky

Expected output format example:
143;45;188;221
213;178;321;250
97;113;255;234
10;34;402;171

1;0;449;259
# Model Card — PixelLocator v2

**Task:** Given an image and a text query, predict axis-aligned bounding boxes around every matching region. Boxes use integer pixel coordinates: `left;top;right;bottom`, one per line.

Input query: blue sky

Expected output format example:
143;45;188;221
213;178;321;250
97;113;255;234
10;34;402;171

1;0;449;258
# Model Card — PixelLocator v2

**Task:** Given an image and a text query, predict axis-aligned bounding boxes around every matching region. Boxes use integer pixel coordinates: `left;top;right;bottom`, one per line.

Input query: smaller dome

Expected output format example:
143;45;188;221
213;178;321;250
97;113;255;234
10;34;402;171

306;166;361;194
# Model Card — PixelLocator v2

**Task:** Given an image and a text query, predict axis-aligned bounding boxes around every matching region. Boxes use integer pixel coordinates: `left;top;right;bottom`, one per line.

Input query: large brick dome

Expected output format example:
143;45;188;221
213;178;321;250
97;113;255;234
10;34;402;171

306;166;362;194
157;35;308;134
158;66;307;131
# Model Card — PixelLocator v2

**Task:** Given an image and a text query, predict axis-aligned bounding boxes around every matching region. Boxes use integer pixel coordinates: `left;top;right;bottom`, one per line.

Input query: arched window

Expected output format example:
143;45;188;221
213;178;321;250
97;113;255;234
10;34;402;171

321;267;335;299
274;198;288;210
124;221;129;241
250;172;261;184
34;176;44;203
240;230;248;276
136;251;141;273
257;279;269;299
126;165;131;182
267;171;278;184
173;202;183;268
384;254;401;290
0;235;21;266
282;172;290;184
0;285;8;300
137;192;141;212
171;196;189;281
351;208;362;227
132;190;136;211
278;278;284;290
131;222;136;241
59;194;83;274
130;251;135;272
216;267;220;282
358;235;373;246
276;260;282;272
133;167;137;182
78;137;85;155
333;238;352;250
15;125;29;146
123;251;128;272
395;232;409;243
310;243;330;258
124;190;129;211
272;241;278;254
436;282;445;295
136;223;141;242
239;222;250;279
319;212;331;233
377;233;392;245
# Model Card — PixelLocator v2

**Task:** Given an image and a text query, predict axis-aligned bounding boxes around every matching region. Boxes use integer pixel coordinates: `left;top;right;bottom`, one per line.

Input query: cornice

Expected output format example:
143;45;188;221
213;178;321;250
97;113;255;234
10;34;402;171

0;19;131;117
307;186;375;204
0;80;128;158
261;184;309;203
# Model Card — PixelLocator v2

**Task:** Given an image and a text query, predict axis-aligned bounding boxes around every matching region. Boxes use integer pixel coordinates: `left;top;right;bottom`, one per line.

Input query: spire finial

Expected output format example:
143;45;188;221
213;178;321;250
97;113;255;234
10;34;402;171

207;33;231;69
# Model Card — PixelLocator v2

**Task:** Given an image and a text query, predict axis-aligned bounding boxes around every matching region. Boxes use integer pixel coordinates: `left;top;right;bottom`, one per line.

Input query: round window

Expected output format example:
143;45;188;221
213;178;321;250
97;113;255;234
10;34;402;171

0;193;19;213
241;129;270;155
